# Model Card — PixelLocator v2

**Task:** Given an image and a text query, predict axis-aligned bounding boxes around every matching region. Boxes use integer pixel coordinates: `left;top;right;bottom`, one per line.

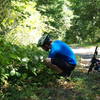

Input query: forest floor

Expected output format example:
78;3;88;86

33;46;100;100
1;46;100;100
37;46;100;100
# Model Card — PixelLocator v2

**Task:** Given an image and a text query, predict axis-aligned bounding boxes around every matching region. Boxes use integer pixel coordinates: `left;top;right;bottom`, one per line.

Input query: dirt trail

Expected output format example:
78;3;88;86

73;46;100;59
72;46;100;66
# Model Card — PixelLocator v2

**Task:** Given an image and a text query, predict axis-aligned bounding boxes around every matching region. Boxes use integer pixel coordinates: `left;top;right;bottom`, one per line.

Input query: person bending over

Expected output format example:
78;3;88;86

37;34;77;77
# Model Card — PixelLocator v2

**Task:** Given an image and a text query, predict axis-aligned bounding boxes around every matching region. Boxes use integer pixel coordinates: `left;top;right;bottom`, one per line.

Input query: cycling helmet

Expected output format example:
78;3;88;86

37;34;50;47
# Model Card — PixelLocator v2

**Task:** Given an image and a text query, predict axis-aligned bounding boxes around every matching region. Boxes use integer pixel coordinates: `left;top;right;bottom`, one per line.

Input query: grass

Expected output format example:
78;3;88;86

1;66;100;100
0;60;100;100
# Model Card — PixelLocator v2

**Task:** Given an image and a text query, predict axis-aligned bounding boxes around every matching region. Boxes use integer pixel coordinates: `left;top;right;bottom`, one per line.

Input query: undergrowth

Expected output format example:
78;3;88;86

0;37;100;100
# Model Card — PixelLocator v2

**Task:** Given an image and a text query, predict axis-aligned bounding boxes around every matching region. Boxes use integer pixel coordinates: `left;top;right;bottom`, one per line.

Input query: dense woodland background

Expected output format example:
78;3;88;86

0;0;100;100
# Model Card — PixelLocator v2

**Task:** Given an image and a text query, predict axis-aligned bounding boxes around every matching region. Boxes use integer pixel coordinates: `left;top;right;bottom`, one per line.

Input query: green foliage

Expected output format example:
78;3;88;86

0;0;100;99
0;36;47;86
0;0;47;45
0;0;100;44
0;0;11;34
65;0;100;44
36;0;74;39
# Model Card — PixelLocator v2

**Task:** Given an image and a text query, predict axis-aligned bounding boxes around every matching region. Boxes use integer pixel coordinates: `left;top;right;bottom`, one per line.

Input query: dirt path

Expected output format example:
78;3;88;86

72;46;100;59
72;46;100;66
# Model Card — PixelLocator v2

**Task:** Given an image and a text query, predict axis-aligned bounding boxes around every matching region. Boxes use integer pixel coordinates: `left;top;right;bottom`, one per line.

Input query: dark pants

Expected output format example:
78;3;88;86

51;58;76;76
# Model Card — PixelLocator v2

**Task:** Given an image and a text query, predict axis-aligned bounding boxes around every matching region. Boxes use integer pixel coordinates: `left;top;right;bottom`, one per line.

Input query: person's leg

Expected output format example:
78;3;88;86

50;58;76;77
44;58;76;77
43;58;63;73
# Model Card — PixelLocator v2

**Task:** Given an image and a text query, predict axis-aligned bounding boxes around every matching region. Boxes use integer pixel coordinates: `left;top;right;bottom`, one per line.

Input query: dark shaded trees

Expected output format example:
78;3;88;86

65;0;100;43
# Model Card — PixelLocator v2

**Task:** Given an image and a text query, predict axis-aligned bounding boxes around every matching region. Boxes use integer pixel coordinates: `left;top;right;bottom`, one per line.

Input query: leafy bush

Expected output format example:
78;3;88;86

0;36;47;86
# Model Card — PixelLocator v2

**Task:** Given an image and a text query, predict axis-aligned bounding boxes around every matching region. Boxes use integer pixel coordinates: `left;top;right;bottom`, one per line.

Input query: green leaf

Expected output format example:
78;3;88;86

10;69;16;76
22;73;28;79
15;72;21;77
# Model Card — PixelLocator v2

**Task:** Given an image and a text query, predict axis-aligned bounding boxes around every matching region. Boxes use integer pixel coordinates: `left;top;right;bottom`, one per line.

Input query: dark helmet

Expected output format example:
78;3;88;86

37;34;50;47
